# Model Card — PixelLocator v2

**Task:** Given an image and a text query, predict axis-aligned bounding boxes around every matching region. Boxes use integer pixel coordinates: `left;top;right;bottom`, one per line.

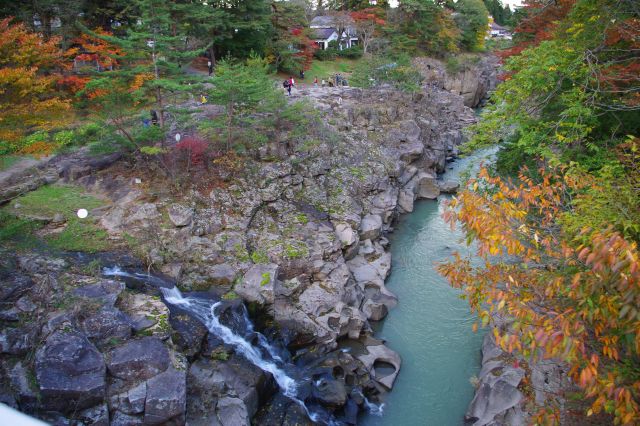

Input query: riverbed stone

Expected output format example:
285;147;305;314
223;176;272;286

208;263;237;286
35;330;106;411
313;377;347;408
217;396;249;426
81;307;132;346
106;337;170;382
109;381;147;415
356;343;401;390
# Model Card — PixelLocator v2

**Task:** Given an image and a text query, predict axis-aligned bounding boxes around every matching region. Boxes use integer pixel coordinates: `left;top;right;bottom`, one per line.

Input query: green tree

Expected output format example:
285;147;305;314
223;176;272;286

454;0;489;51
203;55;282;152
394;0;459;55
82;0;205;127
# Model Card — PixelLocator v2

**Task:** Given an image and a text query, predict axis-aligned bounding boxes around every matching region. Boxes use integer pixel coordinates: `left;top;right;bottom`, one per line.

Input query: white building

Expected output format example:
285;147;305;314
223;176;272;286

310;16;358;50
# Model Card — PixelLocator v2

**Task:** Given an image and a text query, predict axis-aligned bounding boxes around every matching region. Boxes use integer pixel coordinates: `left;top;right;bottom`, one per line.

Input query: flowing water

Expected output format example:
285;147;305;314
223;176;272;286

360;147;498;426
103;266;381;425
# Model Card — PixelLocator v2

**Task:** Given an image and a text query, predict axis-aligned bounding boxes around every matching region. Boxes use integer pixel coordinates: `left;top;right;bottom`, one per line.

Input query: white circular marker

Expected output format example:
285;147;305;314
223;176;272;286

77;209;88;219
175;133;181;142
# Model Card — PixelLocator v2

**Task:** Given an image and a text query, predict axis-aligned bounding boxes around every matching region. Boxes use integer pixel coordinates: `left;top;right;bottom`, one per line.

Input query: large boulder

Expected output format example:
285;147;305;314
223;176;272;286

312;377;347;408
35;330;106;411
168;204;194;227
438;180;460;194
359;214;382;241
415;172;440;200
208;264;237;286
144;368;187;425
73;279;125;307
235;263;278;305
106;337;170;382
169;311;208;358
217;397;249;426
81;307;132;346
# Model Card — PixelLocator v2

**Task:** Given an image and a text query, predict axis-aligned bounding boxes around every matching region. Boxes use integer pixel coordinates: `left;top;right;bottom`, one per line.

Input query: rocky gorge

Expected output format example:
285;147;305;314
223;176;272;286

0;55;502;425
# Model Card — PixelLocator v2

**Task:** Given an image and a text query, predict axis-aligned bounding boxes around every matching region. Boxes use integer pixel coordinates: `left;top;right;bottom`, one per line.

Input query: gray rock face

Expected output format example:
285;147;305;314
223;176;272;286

359;214;382;241
81;307;132;346
0;326;36;355
168;204;194;227
73;279;125;307
217;397;249;426
438;180;460;194
35;330;106;411
416;172;440;200
208;264;237;286
110;381;147;415
235;263;278;305
0;273;34;302
144;368;187;425
466;331;528;426
106;337;170;382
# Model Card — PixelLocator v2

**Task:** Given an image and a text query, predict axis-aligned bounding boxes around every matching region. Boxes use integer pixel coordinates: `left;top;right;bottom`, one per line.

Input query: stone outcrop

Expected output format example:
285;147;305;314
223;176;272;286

414;55;500;108
467;329;573;426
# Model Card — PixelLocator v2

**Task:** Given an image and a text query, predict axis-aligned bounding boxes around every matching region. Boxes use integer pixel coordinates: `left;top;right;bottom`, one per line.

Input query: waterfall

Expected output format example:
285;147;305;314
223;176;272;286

161;287;298;396
103;266;341;425
160;286;329;424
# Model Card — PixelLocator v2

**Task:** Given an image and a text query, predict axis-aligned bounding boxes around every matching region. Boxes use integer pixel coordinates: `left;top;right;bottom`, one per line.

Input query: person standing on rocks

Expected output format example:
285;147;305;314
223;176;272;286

283;79;292;96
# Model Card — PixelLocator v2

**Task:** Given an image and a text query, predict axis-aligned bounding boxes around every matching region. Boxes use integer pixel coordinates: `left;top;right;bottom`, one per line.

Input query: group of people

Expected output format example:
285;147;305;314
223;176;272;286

282;72;348;96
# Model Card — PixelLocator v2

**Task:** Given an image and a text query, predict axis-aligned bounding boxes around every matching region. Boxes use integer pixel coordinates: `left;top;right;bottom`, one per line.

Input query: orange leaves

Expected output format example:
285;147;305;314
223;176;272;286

130;73;154;93
0;18;70;150
439;165;640;424
73;29;123;70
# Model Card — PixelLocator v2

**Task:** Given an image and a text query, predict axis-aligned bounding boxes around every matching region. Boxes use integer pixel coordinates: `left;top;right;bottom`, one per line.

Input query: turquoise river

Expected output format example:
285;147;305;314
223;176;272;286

360;147;497;426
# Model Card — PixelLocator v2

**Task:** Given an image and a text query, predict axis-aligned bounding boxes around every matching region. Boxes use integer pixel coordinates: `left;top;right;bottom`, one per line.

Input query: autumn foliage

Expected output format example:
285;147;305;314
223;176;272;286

500;0;576;58
439;167;640;424
0;18;70;149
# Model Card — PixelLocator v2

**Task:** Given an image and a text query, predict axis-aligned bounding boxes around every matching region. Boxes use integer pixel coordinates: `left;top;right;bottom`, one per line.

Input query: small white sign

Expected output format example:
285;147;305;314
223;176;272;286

77;209;88;219
175;133;181;142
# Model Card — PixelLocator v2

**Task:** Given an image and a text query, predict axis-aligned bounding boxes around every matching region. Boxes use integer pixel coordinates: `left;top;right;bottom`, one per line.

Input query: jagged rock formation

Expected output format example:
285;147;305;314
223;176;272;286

414;55;500;108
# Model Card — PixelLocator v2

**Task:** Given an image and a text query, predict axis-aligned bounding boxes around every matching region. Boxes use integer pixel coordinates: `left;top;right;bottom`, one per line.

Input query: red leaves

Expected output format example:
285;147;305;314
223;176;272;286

176;136;209;166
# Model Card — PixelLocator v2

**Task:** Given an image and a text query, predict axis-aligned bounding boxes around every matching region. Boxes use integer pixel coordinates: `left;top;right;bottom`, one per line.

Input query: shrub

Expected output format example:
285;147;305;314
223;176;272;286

337;46;363;59
176;136;209;166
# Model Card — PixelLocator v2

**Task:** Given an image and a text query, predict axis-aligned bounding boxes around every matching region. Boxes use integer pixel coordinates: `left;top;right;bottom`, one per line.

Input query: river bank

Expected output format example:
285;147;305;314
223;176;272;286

0;55;500;424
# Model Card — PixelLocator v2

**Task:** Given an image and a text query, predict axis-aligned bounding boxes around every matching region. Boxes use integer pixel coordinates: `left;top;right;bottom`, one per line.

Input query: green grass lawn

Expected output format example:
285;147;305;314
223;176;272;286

274;57;364;86
0;155;28;171
2;184;111;253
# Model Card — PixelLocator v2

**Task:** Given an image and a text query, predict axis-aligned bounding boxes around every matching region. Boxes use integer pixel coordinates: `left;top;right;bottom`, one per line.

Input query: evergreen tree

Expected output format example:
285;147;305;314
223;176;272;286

455;0;489;51
80;0;205;127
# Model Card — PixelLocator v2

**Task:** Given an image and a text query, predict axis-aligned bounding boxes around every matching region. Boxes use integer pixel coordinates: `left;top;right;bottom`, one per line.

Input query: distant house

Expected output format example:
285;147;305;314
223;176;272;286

310;15;358;50
488;21;512;39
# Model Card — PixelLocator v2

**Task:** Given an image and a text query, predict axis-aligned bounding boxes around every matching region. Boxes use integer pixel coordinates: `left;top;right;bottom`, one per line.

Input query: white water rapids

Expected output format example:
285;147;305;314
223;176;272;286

103;265;383;424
